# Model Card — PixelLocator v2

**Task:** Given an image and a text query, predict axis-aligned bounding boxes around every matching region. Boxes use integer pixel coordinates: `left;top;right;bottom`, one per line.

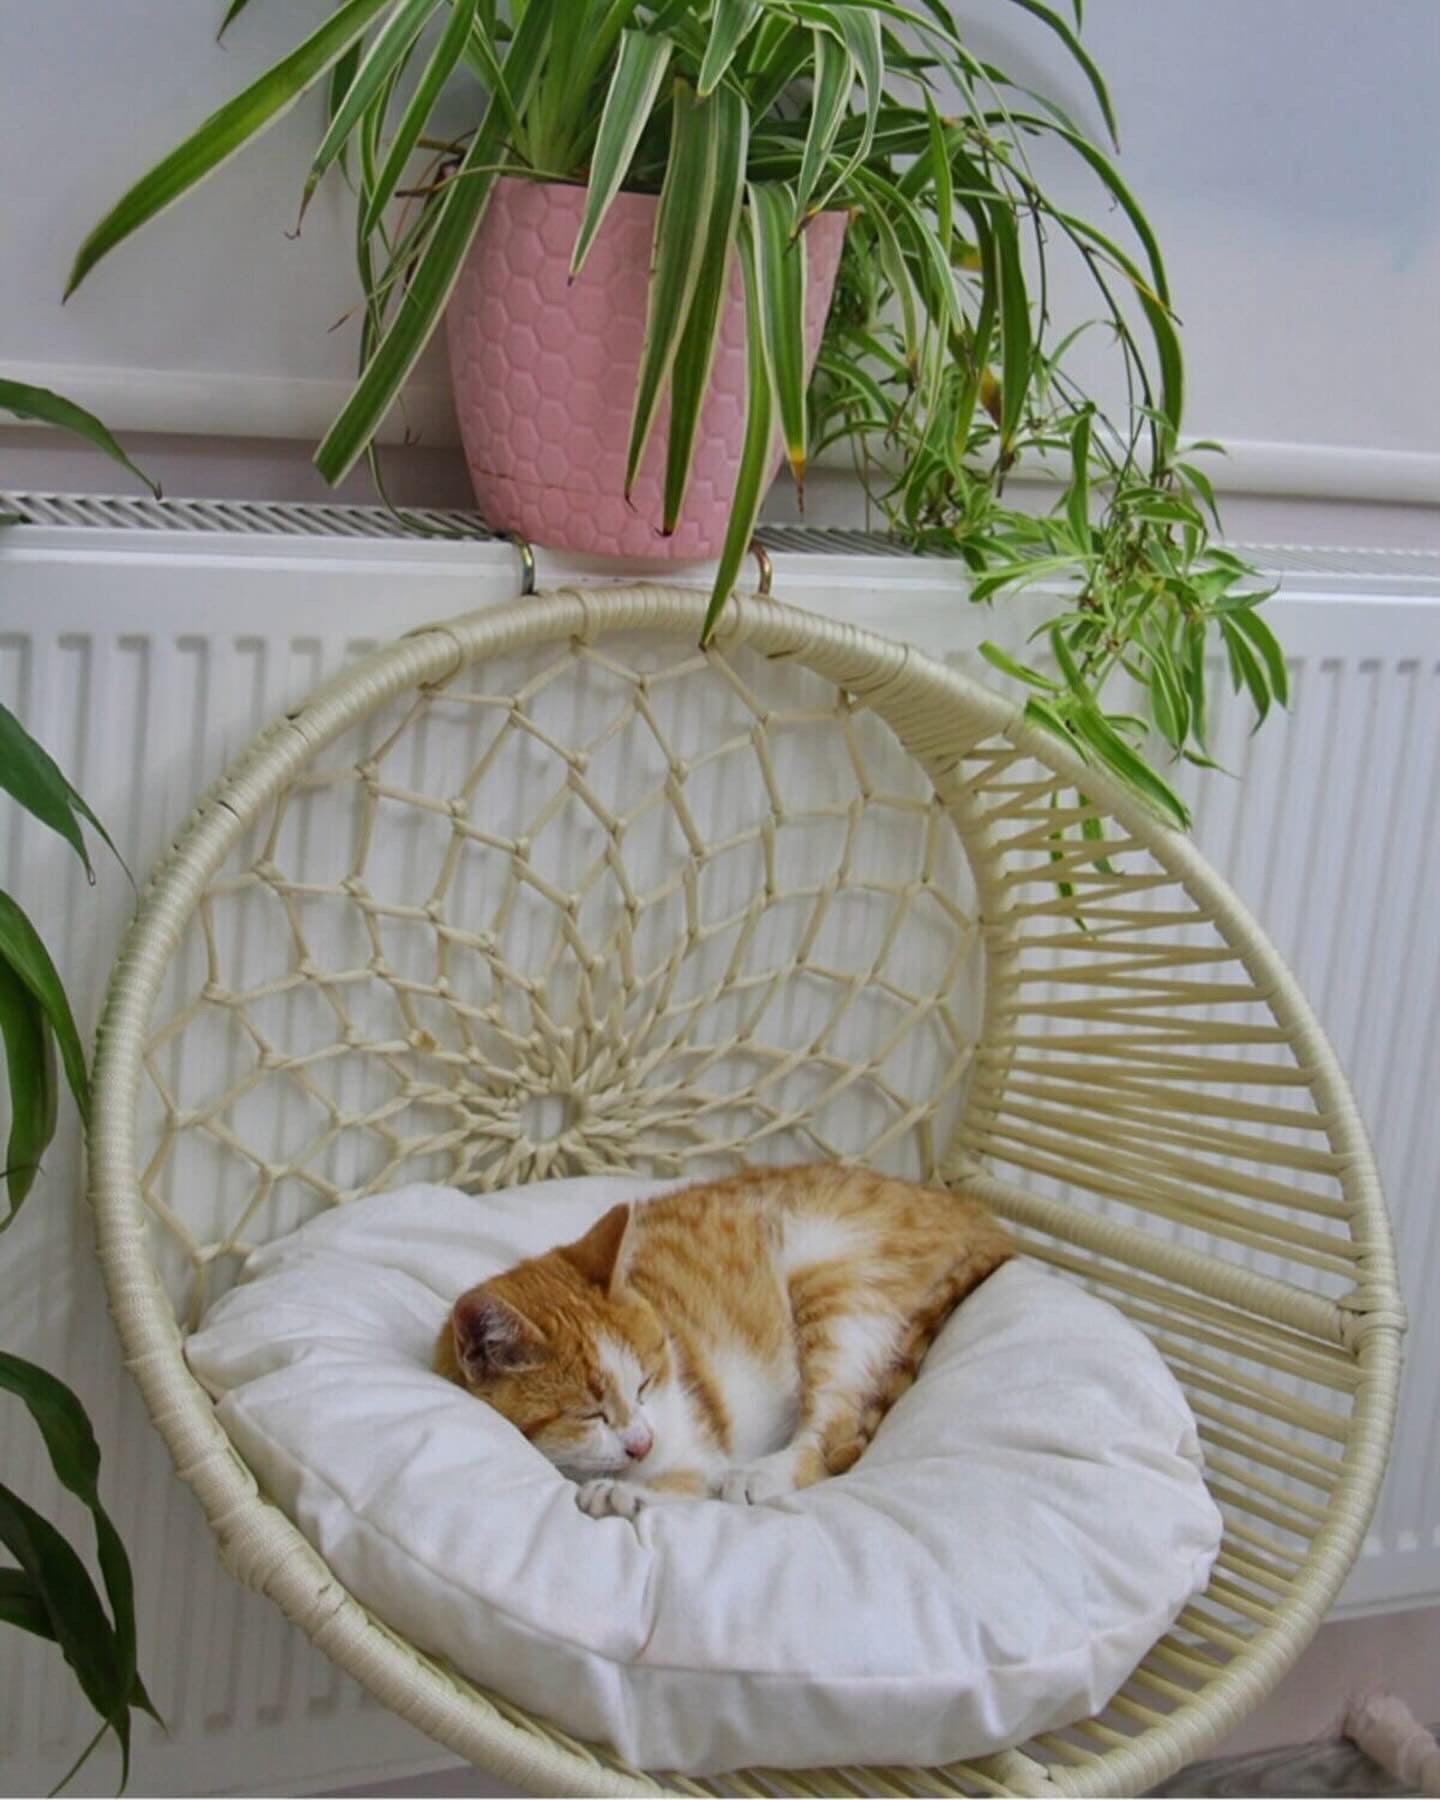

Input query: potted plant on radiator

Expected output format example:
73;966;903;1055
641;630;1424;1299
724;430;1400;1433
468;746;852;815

66;0;1287;826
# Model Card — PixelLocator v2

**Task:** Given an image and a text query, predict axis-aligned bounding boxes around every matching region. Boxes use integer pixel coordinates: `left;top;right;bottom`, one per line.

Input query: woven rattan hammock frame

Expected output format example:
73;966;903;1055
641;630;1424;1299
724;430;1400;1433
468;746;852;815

89;584;1403;1798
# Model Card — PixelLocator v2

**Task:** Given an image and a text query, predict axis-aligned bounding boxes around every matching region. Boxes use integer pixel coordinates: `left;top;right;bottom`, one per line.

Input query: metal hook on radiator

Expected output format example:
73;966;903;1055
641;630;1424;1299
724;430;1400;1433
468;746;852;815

507;531;536;597
749;537;773;596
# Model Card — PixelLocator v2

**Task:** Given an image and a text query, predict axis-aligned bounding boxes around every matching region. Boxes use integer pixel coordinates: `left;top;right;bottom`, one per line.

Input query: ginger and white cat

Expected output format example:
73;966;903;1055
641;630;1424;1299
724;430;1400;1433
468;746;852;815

435;1163;1011;1518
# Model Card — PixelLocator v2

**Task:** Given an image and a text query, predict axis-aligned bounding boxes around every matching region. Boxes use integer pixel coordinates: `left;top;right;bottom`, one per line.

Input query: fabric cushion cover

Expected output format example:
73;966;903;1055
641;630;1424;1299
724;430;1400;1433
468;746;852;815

186;1177;1223;1775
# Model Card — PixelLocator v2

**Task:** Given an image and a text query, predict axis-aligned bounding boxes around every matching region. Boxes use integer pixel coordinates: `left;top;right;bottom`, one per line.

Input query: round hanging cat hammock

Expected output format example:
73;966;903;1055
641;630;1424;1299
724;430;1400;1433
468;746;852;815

89;584;1403;1798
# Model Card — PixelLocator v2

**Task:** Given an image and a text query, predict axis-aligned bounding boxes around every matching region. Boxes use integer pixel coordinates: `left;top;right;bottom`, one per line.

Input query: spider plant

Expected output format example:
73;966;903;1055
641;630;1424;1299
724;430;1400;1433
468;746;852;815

67;0;1285;823
813;214;1286;829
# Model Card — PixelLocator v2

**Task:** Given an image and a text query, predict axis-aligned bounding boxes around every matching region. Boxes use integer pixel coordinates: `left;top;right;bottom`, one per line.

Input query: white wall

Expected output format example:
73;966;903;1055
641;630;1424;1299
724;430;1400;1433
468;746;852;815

1;0;1436;534
957;0;1440;499
0;0;455;443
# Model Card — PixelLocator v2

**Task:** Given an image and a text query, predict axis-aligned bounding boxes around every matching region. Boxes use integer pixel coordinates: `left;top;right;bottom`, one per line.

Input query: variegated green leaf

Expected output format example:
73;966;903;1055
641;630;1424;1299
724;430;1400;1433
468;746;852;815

315;0;558;484
624;79;721;495
866;201;921;374
979;641;1060;691
662;85;748;530
571;29;673;278
697;0;762;96
924;90;952;267
325;40;363;183
67;0;393;295
1070;706;1190;827
830;5;882;133
1066;407;1092;547
803;3;882;215
989;203;1030;449
1221;616;1263;720
1228;605;1290;708
793;28;852;226
360;0;479;241
747;179;808;499
702;212;775;643
303;0;444;215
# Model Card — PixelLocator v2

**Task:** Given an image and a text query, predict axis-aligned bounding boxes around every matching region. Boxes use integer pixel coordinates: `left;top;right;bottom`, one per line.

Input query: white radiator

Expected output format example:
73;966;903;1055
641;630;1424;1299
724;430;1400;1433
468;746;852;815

0;497;1436;1798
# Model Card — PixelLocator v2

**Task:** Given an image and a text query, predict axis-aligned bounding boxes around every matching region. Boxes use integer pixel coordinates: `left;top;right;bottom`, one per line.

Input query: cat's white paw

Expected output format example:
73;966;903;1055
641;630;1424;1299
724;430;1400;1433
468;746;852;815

717;1457;796;1506
576;1477;645;1520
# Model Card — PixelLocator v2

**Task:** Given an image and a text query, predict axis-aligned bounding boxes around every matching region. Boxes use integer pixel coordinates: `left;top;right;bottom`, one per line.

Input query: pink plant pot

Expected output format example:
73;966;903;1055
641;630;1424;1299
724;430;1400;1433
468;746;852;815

446;177;847;561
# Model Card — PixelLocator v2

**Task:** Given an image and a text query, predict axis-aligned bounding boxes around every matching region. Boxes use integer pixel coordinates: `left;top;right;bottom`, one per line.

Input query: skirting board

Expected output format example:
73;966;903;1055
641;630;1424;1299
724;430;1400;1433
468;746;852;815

6;357;1440;506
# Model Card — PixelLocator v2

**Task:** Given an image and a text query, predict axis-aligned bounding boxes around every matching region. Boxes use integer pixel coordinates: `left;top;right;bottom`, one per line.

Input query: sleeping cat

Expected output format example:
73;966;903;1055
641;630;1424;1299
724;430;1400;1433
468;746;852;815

434;1163;1011;1518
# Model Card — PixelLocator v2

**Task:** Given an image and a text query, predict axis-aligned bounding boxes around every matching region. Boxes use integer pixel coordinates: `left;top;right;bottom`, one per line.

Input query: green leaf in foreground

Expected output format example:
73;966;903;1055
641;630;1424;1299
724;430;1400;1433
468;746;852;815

0;381;159;498
0;1354;158;1745
0;1566;53;1640
0;892;89;1126
0;702;122;883
1145;635;1189;748
0;956;57;1222
0;1483;133;1781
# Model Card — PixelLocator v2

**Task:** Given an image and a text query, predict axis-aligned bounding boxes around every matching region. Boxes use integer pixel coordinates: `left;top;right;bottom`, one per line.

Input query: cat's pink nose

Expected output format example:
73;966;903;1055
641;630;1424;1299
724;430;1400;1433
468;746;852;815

623;1426;653;1462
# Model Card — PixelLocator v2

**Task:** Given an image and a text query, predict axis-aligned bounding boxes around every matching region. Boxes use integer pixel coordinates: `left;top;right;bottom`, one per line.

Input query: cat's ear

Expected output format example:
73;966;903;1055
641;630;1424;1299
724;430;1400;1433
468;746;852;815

561;1203;633;1293
452;1288;548;1382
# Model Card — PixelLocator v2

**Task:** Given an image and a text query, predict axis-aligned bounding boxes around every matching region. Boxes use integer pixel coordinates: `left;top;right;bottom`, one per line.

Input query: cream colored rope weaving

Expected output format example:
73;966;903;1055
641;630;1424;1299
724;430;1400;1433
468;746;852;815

89;585;1403;1798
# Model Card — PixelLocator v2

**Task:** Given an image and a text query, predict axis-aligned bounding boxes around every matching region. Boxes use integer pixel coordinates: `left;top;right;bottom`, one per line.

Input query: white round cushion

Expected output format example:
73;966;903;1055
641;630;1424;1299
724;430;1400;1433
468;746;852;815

186;1177;1222;1775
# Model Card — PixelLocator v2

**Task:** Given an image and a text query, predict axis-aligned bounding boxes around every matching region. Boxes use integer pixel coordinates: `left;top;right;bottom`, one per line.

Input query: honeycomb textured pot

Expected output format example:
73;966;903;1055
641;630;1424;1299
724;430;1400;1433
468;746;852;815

446;177;847;560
